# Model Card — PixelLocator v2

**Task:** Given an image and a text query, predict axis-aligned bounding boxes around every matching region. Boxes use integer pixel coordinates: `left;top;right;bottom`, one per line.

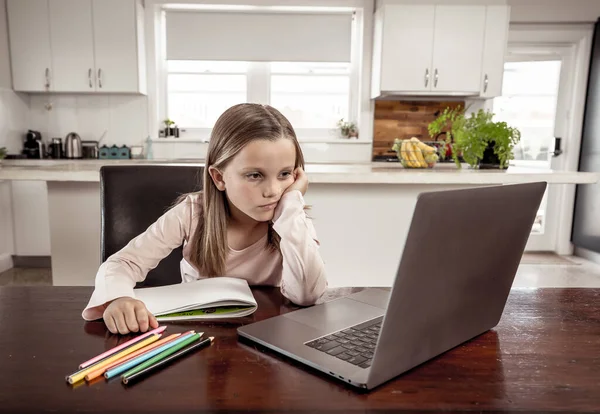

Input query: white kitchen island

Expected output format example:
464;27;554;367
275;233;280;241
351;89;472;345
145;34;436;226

0;159;598;287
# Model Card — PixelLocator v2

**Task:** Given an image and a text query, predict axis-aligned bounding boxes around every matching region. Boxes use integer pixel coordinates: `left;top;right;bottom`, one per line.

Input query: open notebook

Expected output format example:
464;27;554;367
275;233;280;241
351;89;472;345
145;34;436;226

134;277;258;321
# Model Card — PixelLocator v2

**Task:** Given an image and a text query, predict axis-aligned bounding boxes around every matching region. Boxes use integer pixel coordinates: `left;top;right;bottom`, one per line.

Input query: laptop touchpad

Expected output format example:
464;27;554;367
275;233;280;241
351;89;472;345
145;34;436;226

283;298;385;332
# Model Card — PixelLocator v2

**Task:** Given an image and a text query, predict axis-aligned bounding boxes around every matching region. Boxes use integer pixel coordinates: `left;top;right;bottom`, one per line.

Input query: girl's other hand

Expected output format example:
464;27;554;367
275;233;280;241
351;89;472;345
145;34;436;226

103;297;159;335
284;167;308;196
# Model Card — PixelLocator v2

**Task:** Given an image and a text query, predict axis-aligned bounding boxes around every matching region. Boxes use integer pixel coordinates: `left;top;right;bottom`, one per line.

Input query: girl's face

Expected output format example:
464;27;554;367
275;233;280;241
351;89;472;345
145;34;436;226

210;138;297;224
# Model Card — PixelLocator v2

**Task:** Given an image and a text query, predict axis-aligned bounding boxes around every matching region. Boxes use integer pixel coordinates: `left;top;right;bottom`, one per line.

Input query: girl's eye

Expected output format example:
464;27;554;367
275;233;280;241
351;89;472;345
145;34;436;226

280;171;292;179
246;173;262;180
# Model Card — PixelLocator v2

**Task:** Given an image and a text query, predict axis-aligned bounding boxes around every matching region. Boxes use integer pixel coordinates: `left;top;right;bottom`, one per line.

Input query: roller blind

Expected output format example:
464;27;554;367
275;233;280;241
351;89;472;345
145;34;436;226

166;11;353;62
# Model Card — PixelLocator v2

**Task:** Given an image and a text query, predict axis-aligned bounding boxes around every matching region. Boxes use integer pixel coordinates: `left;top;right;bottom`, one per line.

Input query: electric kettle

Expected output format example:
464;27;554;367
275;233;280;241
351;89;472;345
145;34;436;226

64;132;83;159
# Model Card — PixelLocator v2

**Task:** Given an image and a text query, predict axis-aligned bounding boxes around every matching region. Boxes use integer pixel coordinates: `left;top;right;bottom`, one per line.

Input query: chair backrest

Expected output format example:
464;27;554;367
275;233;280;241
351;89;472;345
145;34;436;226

100;165;203;287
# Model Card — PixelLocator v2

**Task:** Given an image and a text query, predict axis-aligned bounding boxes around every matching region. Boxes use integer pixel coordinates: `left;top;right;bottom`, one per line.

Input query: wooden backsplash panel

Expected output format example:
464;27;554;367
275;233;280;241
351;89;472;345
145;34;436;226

373;100;464;158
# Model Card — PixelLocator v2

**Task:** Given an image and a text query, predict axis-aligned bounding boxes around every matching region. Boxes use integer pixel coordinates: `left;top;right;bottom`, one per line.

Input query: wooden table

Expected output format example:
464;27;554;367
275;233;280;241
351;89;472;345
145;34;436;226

0;286;598;413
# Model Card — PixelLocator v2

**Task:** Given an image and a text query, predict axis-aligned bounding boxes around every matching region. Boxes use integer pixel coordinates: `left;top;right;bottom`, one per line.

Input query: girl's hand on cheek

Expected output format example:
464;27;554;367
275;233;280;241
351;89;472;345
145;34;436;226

284;167;308;196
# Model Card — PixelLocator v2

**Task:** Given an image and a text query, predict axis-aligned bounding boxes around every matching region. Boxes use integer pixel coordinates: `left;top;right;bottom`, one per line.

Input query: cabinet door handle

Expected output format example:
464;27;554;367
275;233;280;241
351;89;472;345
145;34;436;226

98;68;103;88
424;68;429;87
434;69;439;87
483;74;489;93
45;68;50;89
88;68;93;88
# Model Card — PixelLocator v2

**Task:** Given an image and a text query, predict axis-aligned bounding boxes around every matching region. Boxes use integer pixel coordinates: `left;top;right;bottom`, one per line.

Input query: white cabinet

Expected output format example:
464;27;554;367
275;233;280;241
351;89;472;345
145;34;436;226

6;0;146;94
431;6;486;93
371;4;509;98
0;181;16;272
480;6;510;98
377;5;435;93
11;181;51;256
49;0;95;92
6;0;53;92
92;0;146;93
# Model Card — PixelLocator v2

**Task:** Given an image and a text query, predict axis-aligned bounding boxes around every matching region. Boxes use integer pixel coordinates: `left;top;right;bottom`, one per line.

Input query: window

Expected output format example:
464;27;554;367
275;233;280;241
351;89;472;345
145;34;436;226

493;59;562;235
493;60;562;162
166;61;351;137
163;9;357;140
167;61;247;129
270;62;350;130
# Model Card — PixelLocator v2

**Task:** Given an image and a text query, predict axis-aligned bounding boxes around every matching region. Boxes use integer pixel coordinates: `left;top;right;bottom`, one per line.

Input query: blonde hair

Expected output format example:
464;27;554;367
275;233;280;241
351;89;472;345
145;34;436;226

188;103;305;277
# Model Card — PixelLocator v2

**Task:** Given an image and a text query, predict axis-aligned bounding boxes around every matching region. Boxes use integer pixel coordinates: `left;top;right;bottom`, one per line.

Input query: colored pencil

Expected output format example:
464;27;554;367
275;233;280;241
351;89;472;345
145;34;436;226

120;333;203;383
83;332;184;381
77;330;170;372
122;336;213;385
79;325;167;369
104;331;200;380
66;334;161;384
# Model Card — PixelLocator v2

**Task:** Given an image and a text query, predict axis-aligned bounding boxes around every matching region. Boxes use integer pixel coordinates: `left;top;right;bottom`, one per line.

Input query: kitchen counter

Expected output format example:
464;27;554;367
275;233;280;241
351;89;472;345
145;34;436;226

3;159;597;286
0;159;598;184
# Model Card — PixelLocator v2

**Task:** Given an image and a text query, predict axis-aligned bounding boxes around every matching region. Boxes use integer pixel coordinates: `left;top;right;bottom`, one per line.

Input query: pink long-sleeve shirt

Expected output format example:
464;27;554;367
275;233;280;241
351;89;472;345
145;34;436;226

82;190;327;321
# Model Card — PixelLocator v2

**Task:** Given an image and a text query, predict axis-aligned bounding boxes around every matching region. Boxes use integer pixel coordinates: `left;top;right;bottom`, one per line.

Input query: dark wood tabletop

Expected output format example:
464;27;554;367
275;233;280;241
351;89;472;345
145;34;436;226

0;286;599;413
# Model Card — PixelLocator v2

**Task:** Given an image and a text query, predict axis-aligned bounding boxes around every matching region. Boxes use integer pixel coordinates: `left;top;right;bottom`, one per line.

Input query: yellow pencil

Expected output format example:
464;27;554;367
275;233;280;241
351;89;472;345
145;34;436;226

84;333;183;382
66;334;162;384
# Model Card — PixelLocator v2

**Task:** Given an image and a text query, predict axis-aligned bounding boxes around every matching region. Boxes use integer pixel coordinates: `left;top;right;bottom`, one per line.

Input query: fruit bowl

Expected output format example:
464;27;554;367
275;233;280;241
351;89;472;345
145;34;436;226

398;153;437;169
392;137;439;168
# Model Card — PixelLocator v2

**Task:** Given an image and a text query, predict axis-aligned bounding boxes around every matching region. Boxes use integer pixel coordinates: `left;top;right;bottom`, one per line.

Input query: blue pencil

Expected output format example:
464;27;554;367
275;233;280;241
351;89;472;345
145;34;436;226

104;331;200;379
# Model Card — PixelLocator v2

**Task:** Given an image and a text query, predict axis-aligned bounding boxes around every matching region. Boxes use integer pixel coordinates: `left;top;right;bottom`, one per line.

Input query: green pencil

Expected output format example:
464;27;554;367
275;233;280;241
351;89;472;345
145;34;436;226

122;336;213;385
120;333;201;380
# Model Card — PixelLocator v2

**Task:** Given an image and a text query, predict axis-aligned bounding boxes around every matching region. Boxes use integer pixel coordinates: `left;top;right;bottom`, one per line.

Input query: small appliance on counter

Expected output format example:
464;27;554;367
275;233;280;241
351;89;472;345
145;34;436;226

48;137;63;159
81;140;99;159
64;132;82;159
22;130;45;159
99;145;131;159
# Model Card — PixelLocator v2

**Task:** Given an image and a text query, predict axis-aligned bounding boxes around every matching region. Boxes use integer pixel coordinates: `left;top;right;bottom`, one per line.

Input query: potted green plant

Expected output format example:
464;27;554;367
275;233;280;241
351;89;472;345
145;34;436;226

0;147;6;166
337;119;358;138
428;106;521;169
163;119;175;137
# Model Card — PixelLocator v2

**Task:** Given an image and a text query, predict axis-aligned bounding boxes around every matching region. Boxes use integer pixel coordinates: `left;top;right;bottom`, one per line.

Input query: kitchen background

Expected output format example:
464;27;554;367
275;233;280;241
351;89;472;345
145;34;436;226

2;0;600;164
1;0;600;269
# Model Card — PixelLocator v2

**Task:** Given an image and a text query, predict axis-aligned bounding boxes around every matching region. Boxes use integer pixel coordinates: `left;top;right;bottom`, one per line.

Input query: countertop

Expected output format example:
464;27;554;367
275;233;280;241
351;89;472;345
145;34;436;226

0;159;598;184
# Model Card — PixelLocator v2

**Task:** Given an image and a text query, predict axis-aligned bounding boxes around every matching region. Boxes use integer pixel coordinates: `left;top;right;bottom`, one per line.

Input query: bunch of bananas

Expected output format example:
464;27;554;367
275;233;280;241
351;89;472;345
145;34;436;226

392;137;439;168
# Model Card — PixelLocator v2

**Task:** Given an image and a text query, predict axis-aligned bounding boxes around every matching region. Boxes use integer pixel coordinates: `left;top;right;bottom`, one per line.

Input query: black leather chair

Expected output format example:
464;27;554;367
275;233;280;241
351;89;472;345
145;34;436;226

100;165;203;287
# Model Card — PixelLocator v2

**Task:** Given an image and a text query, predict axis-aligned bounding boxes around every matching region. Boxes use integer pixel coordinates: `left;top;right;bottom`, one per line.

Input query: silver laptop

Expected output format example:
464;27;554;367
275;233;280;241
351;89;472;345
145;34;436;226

237;182;547;390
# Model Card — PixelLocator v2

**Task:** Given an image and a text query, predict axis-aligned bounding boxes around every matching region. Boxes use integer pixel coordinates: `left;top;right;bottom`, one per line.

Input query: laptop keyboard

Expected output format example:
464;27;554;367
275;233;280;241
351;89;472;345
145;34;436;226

305;316;383;369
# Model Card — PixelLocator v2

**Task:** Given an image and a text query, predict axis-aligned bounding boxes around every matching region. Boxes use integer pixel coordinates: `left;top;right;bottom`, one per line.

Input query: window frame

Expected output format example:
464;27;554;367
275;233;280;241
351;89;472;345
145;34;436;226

157;10;362;142
492;57;563;164
166;62;250;140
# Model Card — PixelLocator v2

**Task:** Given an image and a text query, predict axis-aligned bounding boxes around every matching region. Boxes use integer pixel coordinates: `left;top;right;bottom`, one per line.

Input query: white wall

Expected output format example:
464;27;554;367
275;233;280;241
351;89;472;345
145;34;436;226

1;0;50;262
0;0;16;270
10;181;51;256
0;0;10;89
376;0;504;6
376;0;600;23
28;94;149;148
0;90;28;152
0;180;15;272
0;0;28;153
507;0;600;23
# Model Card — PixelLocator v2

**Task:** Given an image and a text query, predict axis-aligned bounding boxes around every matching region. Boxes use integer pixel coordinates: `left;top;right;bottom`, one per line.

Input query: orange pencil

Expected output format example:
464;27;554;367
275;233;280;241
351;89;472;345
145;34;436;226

66;334;161;384
84;332;184;381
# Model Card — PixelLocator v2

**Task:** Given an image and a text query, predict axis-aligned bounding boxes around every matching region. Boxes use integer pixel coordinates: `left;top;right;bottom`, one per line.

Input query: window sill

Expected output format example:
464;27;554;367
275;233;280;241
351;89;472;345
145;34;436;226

150;137;372;144
151;138;210;143
298;139;371;144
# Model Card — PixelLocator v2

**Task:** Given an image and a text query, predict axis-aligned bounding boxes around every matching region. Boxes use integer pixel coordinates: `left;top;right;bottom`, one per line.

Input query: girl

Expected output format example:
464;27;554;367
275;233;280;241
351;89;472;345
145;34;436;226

82;103;327;335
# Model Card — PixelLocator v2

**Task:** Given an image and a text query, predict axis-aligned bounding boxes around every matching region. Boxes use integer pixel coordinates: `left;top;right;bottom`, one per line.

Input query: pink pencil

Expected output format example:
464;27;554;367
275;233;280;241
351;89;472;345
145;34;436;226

79;326;167;369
